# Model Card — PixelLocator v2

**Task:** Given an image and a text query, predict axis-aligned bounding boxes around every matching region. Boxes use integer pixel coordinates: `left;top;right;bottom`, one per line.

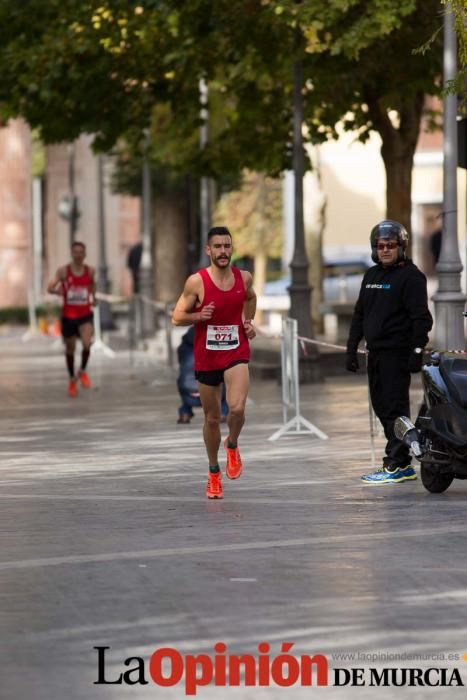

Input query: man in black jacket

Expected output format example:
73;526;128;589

127;242;142;294
346;220;433;484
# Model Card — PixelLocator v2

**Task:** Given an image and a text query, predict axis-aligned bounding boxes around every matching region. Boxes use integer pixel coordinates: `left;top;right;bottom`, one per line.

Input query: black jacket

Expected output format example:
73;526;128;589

346;260;433;353
127;242;143;293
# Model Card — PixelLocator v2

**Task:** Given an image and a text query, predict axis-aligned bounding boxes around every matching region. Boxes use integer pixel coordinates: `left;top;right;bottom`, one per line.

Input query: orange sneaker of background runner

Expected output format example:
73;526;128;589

206;472;224;499
225;437;243;479
79;371;92;389
68;379;78;397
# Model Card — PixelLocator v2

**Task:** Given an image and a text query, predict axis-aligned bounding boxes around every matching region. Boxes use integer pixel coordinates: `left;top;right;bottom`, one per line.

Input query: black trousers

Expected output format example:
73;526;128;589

367;350;411;469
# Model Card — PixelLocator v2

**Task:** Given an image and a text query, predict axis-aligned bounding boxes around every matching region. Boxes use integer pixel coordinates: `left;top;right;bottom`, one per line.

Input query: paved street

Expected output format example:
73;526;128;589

1;330;467;699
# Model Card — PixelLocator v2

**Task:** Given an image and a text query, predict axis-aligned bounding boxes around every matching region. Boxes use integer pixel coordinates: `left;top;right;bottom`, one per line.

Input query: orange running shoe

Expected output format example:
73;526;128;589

78;371;92;389
225;437;243;479
68;379;78;397
206;472;223;499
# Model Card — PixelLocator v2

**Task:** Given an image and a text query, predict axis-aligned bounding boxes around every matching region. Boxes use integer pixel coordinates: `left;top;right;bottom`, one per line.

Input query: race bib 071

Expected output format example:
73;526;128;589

67;286;89;305
206;324;239;351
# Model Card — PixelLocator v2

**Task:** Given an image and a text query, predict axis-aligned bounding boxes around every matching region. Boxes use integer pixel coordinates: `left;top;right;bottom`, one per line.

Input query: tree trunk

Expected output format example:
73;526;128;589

253;174;269;325
153;192;188;302
305;146;326;334
382;149;414;233
290;40;315;352
307;229;324;334
366;91;425;240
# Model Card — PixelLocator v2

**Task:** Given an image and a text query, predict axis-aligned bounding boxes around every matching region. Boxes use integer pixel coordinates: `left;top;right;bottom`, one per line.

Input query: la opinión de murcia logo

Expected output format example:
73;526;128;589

94;643;328;694
333;667;463;687
94;644;464;694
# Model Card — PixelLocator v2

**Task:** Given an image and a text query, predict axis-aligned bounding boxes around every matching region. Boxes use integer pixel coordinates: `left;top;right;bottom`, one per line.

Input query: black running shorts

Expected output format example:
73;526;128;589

195;360;249;386
61;313;94;339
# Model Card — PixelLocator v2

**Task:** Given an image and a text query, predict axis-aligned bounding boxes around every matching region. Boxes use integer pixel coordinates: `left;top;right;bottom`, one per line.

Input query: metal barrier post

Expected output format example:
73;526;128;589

365;352;376;469
92;304;116;358
269;318;328;441
128;295;137;366
21;288;41;341
280;318;291;424
165;302;174;368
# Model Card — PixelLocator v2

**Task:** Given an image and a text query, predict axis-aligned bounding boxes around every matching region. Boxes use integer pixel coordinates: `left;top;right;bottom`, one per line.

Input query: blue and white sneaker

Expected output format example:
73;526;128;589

361;465;417;484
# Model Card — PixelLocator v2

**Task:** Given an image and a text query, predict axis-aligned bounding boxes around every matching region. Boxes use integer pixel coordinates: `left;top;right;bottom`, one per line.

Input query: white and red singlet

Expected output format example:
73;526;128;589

61;265;93;319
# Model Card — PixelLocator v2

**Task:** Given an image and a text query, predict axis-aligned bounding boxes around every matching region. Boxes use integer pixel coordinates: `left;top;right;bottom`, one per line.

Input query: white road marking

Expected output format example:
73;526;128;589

0;492;368;505
0;525;464;571
229;578;257;582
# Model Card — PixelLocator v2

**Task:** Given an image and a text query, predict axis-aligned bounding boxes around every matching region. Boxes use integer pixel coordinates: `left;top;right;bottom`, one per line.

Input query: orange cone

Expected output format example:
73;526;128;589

49;318;61;337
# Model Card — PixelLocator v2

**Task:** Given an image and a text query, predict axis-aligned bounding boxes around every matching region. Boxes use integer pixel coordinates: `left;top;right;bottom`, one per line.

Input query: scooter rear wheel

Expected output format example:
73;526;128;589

420;463;453;493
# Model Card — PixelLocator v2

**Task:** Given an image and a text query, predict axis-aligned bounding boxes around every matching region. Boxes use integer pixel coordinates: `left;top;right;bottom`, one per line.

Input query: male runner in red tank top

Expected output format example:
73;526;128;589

47;241;97;397
172;226;257;499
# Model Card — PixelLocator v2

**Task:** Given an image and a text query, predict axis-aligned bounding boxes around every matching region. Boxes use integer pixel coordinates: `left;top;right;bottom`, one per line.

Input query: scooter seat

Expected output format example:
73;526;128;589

439;355;467;409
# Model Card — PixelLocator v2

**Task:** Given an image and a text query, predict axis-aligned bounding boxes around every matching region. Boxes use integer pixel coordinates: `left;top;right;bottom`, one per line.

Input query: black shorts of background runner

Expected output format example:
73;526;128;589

195;360;248;386
61;313;94;339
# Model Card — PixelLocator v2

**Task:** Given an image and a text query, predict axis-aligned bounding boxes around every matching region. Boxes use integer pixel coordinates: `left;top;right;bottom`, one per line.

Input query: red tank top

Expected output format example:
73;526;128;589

194;266;250;371
61;265;93;319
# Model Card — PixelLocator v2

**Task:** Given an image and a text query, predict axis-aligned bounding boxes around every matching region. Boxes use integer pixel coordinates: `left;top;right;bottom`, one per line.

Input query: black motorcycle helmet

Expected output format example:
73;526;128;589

370;219;409;263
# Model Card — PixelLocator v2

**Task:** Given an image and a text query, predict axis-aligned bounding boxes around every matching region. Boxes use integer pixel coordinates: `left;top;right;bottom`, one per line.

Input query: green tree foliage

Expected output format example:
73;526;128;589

297;0;444;230
413;0;466;110
0;0;446;225
0;1;174;149
213;170;282;305
214;171;282;259
444;0;466;108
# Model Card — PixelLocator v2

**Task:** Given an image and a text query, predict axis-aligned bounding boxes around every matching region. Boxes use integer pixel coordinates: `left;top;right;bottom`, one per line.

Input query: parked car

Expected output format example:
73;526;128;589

258;257;372;334
263;257;371;304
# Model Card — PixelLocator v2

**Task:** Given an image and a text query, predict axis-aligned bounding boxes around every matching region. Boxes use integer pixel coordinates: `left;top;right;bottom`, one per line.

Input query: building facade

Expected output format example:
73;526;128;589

0;122;141;310
0;120;32;308
1;110;465;310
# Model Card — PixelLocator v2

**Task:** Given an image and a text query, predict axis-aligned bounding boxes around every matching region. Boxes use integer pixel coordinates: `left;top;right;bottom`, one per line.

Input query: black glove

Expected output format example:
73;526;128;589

346;352;359;372
408;350;423;373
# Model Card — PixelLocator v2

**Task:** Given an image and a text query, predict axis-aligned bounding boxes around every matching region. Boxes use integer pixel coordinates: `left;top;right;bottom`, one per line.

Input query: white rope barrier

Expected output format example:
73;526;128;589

136;294;172;312
263;323;383;462
95;291;128;304
297;335;367;355
297;332;384;456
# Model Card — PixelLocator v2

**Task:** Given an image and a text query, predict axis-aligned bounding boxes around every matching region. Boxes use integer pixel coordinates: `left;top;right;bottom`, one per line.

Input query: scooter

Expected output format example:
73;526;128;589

394;315;467;494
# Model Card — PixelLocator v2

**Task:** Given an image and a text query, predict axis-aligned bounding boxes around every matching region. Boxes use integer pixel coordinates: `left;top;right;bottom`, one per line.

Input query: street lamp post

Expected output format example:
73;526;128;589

68;142;79;247
139;132;155;337
288;27;320;379
199;78;211;268
96;155;114;330
432;7;466;350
